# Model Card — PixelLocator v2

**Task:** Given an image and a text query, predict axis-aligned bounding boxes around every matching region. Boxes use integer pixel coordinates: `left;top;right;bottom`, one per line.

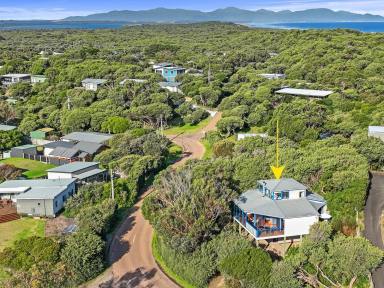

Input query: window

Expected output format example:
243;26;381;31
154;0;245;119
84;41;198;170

38;203;41;206
55;201;58;208
282;191;290;199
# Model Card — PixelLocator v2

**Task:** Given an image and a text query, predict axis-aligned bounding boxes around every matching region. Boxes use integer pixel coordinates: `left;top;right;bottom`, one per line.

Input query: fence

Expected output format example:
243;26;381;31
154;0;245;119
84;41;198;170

23;154;70;166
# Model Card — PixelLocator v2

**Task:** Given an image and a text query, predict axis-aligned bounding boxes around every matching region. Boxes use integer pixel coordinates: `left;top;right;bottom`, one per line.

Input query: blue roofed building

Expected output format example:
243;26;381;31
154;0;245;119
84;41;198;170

154;63;186;83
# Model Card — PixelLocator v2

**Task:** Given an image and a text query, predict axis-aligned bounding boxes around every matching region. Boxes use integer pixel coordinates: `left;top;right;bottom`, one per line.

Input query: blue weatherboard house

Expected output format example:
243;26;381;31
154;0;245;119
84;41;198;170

154;63;186;83
233;178;330;242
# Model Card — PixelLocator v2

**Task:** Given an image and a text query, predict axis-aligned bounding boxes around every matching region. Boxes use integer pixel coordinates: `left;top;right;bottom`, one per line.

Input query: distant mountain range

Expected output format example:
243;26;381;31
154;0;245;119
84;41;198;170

64;7;384;23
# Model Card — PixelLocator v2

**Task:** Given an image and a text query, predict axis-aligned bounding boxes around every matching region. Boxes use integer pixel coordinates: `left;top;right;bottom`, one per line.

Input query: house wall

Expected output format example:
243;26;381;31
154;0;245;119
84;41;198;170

284;216;319;237
16;182;75;217
83;83;98;91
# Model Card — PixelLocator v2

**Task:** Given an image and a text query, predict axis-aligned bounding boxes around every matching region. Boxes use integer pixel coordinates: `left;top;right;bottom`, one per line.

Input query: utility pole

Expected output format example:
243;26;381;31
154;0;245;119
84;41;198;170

67;95;71;110
110;165;115;200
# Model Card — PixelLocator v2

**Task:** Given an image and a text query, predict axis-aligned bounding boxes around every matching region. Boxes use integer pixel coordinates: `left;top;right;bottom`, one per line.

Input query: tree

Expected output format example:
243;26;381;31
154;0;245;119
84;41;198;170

0;101;16;124
269;262;301;288
8;82;32;99
61;231;105;283
129;103;173;128
217;116;245;136
219;247;272;288
101;116;131;134
183;109;209;125
0;130;23;151
213;140;235;157
351;133;384;170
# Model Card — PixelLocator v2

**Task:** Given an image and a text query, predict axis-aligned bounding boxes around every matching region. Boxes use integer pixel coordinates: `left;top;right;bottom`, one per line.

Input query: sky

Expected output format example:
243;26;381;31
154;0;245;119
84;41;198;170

1;0;384;20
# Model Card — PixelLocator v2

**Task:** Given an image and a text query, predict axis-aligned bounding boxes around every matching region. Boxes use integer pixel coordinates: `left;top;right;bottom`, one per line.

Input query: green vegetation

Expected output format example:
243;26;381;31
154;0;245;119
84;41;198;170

164;117;210;135
1;22;384;287
0;218;45;252
0;158;55;179
152;233;197;288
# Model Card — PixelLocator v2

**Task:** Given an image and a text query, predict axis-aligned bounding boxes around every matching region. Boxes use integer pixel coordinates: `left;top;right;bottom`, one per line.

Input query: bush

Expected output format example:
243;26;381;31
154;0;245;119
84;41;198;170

219;247;272;288
184;108;209;125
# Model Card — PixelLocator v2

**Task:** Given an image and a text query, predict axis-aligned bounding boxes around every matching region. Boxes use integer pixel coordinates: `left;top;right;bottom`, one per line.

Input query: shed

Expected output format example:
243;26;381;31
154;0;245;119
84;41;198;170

275;88;334;99
10;145;37;158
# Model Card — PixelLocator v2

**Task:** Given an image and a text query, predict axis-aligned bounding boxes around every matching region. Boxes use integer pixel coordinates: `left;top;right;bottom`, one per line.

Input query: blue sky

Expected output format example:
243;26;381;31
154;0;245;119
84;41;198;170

1;0;384;20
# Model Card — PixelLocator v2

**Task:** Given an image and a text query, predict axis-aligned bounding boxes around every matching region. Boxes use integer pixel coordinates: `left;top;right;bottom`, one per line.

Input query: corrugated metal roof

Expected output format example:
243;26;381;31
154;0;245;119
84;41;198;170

81;78;107;85
368;126;384;134
234;189;321;219
276;88;333;98
62;132;112;144
258;178;307;193
47;162;99;173
13;144;36;149
159;82;181;88
44;141;75;149
76;168;106;180
0;179;75;200
49;147;79;158
0;124;17;131
2;74;31;78
73;141;103;155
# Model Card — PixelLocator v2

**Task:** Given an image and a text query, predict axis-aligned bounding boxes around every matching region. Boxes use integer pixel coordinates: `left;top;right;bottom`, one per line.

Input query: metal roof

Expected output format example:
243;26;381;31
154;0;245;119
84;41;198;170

276;88;333;98
234;189;321;219
259;73;286;79
368;126;384;134
0;179;75;200
44;141;75;149
47;162;99;173
62;132;112;144
2;74;31;78
49;147;79;158
258;178;307;193
120;79;147;85
0;124;17;131
13;144;36;150
73;141;103;155
81;78;107;85
76;168;106;180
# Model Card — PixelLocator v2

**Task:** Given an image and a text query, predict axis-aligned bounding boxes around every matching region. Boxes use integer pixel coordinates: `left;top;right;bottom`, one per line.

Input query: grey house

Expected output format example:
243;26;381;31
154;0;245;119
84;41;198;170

1;74;31;86
10;144;37;158
0;179;76;217
47;162;107;183
81;78;107;91
62;132;113;145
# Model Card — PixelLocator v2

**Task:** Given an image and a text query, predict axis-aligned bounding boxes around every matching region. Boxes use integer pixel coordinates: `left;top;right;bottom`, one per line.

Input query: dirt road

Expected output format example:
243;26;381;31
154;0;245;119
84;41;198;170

88;112;221;288
364;172;384;288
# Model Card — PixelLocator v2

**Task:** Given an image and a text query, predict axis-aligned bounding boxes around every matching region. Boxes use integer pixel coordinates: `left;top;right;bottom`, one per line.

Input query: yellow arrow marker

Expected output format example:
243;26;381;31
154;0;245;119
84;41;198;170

270;120;285;179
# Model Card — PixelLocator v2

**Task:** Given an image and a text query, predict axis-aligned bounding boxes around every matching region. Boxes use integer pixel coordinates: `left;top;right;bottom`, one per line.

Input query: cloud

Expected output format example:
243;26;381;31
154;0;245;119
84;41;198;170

0;6;100;20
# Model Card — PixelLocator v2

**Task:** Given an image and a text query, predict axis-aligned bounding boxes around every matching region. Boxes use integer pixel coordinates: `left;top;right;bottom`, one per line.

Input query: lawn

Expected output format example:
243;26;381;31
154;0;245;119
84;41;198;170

0;218;46;251
0;158;56;179
164;117;210;136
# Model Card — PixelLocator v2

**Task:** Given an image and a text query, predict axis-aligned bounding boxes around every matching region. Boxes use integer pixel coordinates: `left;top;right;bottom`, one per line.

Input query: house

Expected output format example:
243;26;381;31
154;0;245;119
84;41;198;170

275;88;334;99
47;147;89;164
259;74;286;80
47;162;107;183
10;144;38;158
30;128;54;145
62;132;113;145
1;74;31;86
160;66;186;83
119;78;147;85
81;78;107;91
159;82;182;93
368;126;384;141
5;98;17;105
237;133;268;141
43;141;76;157
0;179;76;217
233;178;330;242
31;75;47;84
0;124;17;132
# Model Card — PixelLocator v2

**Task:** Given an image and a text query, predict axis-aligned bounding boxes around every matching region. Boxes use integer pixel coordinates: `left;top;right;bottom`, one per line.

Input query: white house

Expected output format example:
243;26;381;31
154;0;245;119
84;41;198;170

31;75;47;84
259;74;286;80
1;74;31;86
237;133;268;141
0;179;76;217
47;162;107;183
81;78;107;91
159;82;182;93
368;126;384;141
233;178;330;242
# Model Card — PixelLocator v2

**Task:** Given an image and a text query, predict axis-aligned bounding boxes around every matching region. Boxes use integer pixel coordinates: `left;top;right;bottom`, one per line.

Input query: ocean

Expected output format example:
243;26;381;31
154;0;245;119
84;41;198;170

0;20;383;33
249;22;384;33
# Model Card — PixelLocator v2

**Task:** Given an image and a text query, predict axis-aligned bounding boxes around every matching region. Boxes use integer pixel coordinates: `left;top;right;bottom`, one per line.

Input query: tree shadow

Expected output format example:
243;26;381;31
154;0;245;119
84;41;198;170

108;206;139;264
99;268;157;288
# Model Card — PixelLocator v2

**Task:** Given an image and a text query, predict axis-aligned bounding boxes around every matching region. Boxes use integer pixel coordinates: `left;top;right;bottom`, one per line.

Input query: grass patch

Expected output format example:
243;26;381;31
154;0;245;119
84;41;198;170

0;218;45;252
164;117;210;136
202;140;214;159
0;158;56;179
166;144;183;165
152;232;197;288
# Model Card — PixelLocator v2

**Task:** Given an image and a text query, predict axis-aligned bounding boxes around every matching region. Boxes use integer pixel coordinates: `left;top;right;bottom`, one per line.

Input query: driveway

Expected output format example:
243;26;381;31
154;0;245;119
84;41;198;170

86;112;222;288
364;172;384;288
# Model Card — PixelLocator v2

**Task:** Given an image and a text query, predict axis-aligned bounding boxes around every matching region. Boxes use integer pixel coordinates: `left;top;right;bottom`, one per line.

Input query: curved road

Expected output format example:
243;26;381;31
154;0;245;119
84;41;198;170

88;112;221;288
364;172;384;288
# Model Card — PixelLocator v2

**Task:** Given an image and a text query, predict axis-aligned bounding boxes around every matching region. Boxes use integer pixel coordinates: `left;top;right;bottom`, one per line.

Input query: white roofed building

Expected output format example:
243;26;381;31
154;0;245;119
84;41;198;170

368;126;384;141
276;88;334;99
